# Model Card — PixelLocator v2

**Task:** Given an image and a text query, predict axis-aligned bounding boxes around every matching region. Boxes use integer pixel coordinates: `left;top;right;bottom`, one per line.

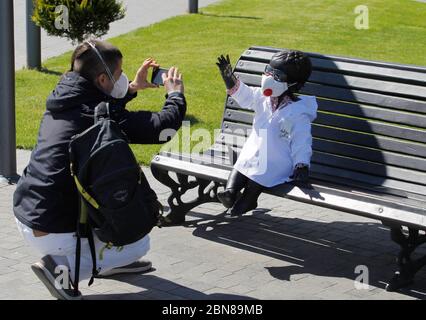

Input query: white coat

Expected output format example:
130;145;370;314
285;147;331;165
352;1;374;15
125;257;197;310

230;81;318;188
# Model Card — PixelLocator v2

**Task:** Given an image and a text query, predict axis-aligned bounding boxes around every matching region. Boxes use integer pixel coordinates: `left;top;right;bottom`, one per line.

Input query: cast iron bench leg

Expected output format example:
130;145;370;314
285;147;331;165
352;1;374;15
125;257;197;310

151;165;221;226
386;226;426;291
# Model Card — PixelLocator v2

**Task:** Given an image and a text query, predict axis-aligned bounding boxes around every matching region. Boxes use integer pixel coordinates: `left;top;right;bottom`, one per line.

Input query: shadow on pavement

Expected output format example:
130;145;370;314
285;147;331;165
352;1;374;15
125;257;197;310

85;274;256;300
182;208;426;300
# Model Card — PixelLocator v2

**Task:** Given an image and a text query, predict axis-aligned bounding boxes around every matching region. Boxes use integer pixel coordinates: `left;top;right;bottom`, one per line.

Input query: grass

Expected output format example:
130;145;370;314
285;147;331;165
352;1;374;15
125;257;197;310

15;0;426;165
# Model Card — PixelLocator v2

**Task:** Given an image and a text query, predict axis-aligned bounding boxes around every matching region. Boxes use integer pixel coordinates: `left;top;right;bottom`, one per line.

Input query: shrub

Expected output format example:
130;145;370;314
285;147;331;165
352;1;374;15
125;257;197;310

32;0;126;43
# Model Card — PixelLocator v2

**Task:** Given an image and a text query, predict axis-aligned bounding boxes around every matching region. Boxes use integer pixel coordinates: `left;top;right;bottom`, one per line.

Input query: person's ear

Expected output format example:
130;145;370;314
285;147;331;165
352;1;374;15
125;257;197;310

97;73;107;86
95;73;110;92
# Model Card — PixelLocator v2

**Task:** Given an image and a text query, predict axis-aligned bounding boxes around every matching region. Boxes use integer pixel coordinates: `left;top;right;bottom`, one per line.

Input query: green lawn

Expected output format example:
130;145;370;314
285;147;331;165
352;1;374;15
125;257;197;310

15;0;426;165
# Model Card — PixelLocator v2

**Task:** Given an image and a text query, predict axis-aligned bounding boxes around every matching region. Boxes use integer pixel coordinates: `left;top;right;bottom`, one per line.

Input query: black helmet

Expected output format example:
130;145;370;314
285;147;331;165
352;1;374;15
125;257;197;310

269;50;312;92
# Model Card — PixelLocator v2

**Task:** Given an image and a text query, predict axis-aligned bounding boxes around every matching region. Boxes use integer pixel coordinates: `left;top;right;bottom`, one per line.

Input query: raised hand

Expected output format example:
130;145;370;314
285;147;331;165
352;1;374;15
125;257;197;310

129;58;160;93
216;54;237;90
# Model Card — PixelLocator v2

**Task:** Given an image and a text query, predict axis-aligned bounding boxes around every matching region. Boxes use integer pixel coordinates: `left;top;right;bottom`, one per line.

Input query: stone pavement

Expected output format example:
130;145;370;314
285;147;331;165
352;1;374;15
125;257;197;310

0;150;425;300
13;0;220;70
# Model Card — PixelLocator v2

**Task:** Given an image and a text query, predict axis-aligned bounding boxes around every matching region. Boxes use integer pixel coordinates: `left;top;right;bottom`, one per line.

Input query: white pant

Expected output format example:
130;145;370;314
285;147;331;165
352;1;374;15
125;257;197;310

16;218;150;283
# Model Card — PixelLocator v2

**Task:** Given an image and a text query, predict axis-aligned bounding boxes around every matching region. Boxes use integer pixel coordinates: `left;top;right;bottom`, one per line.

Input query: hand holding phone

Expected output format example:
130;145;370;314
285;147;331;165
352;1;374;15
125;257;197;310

161;67;184;95
151;67;169;86
128;58;160;93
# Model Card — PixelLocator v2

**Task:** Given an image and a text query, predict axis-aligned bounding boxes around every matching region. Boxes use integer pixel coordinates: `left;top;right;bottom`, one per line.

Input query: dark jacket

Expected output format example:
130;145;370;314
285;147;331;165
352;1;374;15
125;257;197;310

13;72;186;233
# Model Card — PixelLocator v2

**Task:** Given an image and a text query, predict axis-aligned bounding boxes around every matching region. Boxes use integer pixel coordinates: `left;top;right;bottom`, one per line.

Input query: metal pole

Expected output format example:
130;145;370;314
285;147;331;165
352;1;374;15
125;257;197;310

0;0;17;182
26;0;41;69
189;0;198;14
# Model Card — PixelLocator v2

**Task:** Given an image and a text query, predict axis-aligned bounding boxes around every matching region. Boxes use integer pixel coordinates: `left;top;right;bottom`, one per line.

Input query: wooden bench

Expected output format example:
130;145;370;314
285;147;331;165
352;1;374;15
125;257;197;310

150;46;426;291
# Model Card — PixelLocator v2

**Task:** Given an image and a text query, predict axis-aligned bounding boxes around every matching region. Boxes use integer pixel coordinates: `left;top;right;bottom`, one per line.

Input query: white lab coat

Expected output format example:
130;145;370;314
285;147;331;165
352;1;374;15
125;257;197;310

230;81;318;188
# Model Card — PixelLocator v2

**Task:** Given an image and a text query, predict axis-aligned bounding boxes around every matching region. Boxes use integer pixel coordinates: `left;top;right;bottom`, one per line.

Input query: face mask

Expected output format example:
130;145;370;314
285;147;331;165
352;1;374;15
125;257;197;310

261;74;288;97
109;72;129;99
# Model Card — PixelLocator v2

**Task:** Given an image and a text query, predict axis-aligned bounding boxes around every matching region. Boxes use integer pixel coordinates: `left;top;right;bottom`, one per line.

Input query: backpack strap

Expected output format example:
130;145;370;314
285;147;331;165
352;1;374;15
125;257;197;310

73;175;100;210
74;195;99;293
87;227;98;286
94;102;110;124
73;194;88;297
72;171;100;292
73;224;81;297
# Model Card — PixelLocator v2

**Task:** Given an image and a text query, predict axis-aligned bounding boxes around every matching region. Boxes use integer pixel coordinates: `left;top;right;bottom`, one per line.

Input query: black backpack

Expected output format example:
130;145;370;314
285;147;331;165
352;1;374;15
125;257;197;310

69;102;163;295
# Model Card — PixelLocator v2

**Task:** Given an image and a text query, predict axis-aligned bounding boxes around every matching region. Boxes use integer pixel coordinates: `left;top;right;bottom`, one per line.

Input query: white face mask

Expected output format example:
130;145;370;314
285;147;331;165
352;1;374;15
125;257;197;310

109;72;129;99
261;74;288;97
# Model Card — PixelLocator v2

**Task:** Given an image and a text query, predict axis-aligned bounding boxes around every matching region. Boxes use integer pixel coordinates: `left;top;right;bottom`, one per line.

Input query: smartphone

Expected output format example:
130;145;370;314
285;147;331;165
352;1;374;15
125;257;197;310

151;67;169;86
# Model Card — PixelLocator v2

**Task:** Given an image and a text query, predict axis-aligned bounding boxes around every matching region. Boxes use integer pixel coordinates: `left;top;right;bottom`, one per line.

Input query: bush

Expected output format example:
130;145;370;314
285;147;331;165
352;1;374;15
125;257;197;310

32;0;126;43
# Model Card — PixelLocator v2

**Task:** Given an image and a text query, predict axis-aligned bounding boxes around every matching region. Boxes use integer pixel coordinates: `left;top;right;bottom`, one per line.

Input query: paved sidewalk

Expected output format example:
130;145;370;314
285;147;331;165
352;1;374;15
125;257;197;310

0;149;425;300
13;0;220;70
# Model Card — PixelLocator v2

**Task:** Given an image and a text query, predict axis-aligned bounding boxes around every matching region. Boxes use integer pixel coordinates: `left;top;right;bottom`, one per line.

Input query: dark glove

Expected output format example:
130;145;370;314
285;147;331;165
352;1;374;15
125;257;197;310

292;164;309;186
216;54;237;90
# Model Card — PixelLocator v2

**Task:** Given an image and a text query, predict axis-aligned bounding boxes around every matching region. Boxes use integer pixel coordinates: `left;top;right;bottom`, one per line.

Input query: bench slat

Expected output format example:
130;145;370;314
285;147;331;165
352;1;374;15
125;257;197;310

222;121;251;136
227;96;426;129
302;83;426;114
310;163;426;196
311;151;426;186
223;107;426;144
212;137;426;172
221;120;426;160
161;151;233;169
312;139;426;172
308;172;426;203
315;113;426;143
235;60;426;99
315;98;426;129
237;54;426;86
234;73;426;114
309;71;426;100
311;125;426;158
271;182;426;217
242;47;426;79
309;59;426;85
